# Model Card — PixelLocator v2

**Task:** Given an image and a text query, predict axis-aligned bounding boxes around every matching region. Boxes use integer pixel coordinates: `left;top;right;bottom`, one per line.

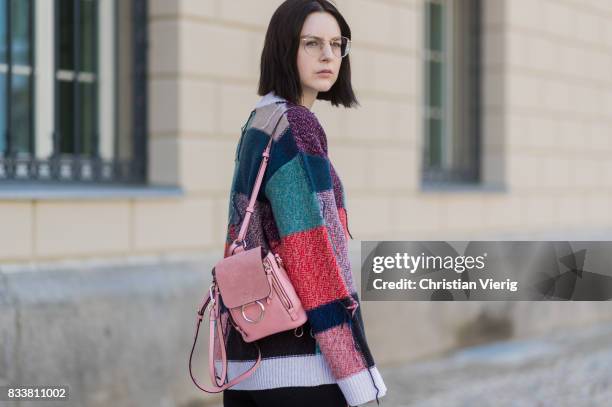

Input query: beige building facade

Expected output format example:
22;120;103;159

1;0;610;263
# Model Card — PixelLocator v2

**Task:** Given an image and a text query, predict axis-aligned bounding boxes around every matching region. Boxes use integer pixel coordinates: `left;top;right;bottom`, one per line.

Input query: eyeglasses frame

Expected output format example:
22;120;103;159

299;35;352;59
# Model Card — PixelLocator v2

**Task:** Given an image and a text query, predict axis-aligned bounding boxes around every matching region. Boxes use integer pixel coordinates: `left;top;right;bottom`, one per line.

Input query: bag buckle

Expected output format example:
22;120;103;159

241;300;265;323
230;239;247;255
209;283;216;306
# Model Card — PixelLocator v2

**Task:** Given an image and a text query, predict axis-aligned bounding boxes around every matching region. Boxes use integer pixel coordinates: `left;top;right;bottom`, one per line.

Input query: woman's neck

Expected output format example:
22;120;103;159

299;88;317;110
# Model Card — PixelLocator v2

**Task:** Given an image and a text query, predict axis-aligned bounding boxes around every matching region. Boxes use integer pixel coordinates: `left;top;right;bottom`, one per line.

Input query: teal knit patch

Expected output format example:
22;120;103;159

265;155;325;237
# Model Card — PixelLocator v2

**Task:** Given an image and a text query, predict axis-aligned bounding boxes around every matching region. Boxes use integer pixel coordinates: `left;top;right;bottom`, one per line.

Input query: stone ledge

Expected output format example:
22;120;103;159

0;182;184;201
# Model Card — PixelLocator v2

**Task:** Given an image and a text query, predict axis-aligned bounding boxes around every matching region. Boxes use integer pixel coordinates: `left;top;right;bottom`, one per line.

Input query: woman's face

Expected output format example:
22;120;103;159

297;12;343;99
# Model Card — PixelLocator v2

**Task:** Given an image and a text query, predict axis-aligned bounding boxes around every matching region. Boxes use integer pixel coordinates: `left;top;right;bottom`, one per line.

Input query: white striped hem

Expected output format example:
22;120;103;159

337;366;387;406
214;354;336;390
214;356;387;406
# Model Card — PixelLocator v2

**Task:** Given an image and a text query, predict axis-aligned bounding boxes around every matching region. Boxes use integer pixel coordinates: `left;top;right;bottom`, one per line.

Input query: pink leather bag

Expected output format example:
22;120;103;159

189;119;308;394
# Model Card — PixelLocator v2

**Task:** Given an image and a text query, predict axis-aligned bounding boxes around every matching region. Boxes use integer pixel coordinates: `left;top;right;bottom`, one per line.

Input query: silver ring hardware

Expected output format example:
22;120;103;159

294;326;304;338
241;300;265;323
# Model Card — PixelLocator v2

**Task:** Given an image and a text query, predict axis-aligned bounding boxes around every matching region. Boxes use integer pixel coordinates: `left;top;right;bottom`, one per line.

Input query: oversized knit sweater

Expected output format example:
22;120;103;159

217;91;387;406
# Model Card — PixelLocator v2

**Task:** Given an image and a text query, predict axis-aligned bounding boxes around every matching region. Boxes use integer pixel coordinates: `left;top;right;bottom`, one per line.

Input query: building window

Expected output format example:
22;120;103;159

423;0;481;185
0;0;34;158
0;0;148;184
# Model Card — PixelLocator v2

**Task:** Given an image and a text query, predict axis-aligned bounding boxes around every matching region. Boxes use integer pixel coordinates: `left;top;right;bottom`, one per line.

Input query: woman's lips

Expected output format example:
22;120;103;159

317;71;333;77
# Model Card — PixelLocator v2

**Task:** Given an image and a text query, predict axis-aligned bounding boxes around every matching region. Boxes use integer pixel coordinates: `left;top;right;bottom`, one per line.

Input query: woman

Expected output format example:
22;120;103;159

220;1;387;406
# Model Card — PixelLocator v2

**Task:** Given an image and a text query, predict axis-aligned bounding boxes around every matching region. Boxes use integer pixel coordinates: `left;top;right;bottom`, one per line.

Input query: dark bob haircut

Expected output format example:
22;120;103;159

258;0;359;108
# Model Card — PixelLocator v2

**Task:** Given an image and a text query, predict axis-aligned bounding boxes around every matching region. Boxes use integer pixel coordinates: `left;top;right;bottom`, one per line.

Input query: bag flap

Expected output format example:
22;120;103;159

214;246;271;309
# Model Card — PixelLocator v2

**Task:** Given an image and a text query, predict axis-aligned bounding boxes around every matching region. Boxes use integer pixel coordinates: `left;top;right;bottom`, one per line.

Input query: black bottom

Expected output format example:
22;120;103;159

223;384;348;407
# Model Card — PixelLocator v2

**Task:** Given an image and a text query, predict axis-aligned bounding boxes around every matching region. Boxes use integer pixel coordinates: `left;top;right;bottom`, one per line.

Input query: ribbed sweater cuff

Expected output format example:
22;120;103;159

337;366;387;406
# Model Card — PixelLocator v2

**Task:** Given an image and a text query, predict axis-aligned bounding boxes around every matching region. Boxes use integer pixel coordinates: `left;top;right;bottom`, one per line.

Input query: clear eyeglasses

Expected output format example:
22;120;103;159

300;35;351;59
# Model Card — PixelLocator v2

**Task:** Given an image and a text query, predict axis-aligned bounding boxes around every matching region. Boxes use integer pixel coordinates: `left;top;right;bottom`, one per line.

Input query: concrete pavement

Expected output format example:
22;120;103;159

206;320;612;407
373;320;612;407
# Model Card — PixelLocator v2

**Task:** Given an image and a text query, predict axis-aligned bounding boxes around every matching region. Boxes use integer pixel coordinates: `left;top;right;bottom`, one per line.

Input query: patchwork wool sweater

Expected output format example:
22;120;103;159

218;91;387;406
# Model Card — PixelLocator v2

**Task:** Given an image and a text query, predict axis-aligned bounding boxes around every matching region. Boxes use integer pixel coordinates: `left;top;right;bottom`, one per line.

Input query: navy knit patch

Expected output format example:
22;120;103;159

348;292;376;367
264;125;298;187
302;153;333;192
234;128;270;199
306;298;353;334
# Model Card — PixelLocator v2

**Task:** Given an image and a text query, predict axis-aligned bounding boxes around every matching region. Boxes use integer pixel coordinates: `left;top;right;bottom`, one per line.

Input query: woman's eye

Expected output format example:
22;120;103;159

306;40;319;47
331;42;342;48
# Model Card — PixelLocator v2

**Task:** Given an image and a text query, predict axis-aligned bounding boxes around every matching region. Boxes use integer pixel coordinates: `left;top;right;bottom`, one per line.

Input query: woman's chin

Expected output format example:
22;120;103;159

312;82;334;93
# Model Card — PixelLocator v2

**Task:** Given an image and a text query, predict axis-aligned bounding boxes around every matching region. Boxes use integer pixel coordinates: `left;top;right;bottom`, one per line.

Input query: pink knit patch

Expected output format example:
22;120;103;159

314;324;367;379
337;207;350;242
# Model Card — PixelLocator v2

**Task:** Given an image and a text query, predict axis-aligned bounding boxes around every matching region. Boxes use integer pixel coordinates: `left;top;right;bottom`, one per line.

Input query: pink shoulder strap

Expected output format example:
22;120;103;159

189;287;262;393
189;105;292;393
229;106;291;256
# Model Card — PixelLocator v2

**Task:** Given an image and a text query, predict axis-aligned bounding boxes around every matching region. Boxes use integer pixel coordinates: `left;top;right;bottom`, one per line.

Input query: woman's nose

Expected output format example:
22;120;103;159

320;43;334;59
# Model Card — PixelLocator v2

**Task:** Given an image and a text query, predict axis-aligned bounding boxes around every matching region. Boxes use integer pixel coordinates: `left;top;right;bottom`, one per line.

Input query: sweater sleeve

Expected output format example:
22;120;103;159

263;107;387;406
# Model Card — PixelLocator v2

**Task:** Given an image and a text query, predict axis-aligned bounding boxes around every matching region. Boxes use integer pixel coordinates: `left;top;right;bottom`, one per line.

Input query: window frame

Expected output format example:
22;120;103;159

0;0;36;161
0;0;148;185
422;0;481;185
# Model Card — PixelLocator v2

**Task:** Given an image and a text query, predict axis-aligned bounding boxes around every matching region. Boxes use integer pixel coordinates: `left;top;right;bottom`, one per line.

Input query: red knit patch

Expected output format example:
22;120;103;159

275;226;351;309
315;324;367;378
337;207;349;241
